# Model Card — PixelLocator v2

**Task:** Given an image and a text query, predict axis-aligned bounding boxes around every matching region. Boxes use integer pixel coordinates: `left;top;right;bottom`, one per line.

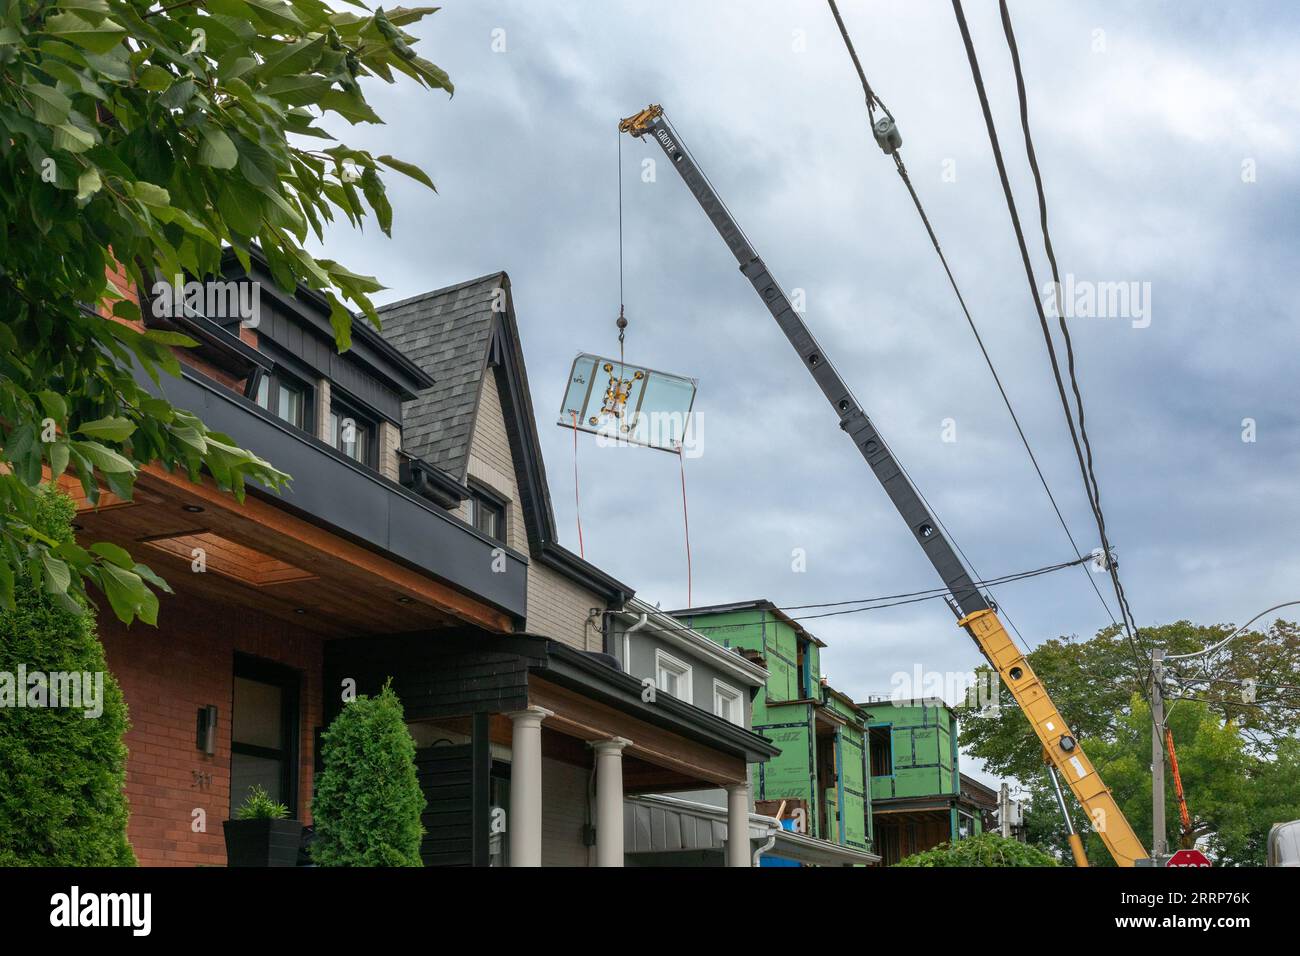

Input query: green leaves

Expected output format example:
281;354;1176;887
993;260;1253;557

1;0;449;626
27;84;72;124
44;13;128;55
198;127;238;169
75;416;135;442
378;154;436;192
76;166;102;200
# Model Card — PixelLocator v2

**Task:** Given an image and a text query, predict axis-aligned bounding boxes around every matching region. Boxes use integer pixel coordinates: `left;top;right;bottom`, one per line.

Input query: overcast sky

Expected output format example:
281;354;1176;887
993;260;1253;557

314;1;1300;781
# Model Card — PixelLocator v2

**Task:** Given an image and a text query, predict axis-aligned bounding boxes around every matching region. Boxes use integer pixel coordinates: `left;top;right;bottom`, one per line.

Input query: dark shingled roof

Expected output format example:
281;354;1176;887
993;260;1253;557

377;273;505;480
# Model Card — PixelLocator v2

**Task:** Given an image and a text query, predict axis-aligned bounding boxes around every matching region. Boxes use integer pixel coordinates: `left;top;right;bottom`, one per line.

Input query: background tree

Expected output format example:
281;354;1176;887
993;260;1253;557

0;488;134;865
1;0;450;624
311;682;425;867
894;832;1058;867
961;620;1300;865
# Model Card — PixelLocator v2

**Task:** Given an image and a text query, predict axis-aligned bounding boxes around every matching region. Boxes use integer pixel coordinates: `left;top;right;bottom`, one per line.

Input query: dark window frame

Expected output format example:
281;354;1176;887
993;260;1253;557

231;653;302;818
467;481;508;543
328;393;379;469
248;366;314;435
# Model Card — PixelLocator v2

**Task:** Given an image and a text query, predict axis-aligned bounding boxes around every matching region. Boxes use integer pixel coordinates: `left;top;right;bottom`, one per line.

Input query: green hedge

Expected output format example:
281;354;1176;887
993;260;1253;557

311;682;425;866
894;832;1059;867
0;489;134;865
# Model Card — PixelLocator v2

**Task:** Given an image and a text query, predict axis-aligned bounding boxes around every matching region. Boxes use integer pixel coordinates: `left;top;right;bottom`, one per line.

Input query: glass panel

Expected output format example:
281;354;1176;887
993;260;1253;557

328;410;339;447
231;753;284;811
254;374;270;410
474;498;502;540
232;676;282;749
557;352;696;452
344;422;368;462
278;381;304;428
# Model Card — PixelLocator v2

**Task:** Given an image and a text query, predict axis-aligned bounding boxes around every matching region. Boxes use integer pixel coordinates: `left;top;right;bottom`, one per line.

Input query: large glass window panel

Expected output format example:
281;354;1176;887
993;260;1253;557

557;352;696;452
231;753;285;807
232;677;282;750
277;381;304;428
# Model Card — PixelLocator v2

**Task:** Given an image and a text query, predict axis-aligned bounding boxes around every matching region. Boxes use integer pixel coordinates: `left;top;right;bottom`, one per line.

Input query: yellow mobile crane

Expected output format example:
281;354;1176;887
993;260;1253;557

620;104;1149;867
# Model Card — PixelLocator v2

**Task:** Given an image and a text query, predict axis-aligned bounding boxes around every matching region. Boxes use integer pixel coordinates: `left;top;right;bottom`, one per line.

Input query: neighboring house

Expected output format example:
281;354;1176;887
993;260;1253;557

859;696;992;864
606;599;776;866
82;252;527;866
671;600;880;866
351;272;780;866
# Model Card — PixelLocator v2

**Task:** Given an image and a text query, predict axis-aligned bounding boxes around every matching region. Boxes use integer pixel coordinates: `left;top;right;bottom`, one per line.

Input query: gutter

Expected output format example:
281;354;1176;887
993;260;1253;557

615;599;770;688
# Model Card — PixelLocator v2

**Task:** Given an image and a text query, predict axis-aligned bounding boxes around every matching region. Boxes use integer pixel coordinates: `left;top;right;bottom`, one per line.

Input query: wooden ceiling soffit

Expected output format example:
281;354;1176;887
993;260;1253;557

118;465;512;633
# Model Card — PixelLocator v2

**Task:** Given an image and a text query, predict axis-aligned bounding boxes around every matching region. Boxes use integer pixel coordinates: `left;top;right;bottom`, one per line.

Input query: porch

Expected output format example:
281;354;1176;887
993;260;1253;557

327;633;780;866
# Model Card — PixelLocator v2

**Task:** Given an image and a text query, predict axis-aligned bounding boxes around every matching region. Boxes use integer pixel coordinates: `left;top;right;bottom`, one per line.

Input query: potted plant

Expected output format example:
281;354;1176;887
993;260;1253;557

222;786;302;867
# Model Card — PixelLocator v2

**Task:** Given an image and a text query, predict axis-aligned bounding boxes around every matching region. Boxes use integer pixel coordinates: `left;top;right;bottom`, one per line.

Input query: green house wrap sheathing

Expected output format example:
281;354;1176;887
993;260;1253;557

826;693;869;849
862;700;959;801
673;604;871;850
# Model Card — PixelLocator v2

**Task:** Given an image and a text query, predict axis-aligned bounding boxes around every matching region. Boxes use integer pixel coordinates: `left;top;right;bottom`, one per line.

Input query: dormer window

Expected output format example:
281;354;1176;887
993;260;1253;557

467;484;506;543
328;399;376;468
252;369;311;432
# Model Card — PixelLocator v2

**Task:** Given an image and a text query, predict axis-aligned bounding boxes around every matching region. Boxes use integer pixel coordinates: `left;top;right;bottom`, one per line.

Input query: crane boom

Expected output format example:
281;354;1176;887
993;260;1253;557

621;104;1149;867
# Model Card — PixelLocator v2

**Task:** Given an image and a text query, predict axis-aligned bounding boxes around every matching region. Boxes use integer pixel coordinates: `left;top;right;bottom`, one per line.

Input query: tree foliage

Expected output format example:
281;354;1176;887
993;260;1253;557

960;620;1300;865
311;682;425;867
0;487;134;865
0;0;450;624
894;832;1059;867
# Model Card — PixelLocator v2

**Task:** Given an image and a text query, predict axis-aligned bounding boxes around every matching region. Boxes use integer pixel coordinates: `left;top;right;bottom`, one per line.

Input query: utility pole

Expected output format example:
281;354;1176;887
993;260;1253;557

1151;647;1167;863
1000;783;1011;838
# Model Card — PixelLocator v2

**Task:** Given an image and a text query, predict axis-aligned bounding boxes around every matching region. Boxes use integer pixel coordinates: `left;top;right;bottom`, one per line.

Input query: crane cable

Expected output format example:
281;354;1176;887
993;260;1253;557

950;0;1146;673
825;0;1122;644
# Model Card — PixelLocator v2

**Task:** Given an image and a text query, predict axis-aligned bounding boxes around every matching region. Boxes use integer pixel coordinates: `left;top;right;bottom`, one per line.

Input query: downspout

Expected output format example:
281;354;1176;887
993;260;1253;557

620;612;649;671
751;813;781;867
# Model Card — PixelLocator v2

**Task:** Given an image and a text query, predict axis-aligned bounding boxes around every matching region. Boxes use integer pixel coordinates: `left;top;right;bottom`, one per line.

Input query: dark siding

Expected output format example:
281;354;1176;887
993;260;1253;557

323;633;544;725
417;745;474;866
259;298;404;423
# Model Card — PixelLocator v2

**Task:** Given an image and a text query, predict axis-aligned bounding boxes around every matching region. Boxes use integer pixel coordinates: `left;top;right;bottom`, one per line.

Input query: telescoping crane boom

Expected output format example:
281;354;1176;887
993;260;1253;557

620;104;1149;867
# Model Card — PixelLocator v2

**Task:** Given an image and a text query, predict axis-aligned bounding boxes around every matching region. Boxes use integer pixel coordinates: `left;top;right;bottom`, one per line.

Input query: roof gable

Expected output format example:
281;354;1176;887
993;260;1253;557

378;274;503;478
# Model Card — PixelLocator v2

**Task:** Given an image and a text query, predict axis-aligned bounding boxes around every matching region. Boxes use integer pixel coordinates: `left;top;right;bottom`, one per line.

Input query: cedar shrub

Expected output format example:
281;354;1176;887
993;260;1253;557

0;487;134;865
311;681;424;866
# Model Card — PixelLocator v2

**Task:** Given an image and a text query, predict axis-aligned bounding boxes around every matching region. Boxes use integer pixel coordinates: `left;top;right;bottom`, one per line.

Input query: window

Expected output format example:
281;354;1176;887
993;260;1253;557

328;402;376;467
230;655;300;816
654;649;692;704
869;725;893;777
468;487;506;543
251;369;311;432
713;680;743;725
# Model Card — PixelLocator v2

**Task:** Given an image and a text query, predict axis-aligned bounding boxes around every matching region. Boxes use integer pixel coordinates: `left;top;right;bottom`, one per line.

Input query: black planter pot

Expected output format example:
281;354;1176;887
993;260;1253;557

222;818;303;867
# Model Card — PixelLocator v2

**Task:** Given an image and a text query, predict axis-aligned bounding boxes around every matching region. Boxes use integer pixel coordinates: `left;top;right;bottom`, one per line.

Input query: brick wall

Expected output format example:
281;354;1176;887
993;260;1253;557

98;592;323;867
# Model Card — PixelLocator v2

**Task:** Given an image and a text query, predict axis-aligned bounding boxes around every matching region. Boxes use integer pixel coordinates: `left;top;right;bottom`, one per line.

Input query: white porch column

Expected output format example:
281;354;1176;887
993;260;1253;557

590;737;631;867
506;706;552;867
725;781;752;867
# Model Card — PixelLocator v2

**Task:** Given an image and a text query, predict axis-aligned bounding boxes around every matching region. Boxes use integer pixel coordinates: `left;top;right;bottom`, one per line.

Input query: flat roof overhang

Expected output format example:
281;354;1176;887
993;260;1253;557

531;641;781;773
85;361;528;632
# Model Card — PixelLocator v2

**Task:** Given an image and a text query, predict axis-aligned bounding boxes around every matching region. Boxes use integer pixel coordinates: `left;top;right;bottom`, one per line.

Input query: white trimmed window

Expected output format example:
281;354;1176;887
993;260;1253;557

713;680;743;726
654;649;693;704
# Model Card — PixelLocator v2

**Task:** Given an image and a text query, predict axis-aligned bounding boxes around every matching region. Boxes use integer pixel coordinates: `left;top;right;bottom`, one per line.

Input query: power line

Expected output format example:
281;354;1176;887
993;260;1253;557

824;0;1120;640
780;554;1089;611
665;553;1093;636
951;0;1145;672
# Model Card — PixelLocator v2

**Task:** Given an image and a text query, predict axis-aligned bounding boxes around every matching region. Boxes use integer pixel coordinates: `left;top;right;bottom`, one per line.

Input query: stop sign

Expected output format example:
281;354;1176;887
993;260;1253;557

1166;849;1212;867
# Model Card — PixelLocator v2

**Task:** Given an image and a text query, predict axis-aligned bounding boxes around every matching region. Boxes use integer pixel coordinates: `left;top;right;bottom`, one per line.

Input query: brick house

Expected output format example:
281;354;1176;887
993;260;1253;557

76;257;776;866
